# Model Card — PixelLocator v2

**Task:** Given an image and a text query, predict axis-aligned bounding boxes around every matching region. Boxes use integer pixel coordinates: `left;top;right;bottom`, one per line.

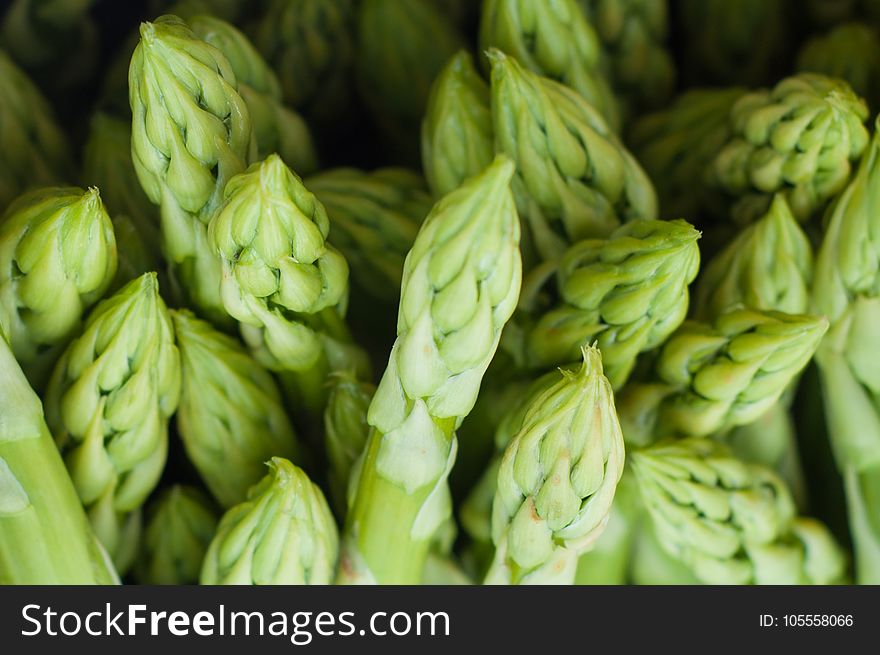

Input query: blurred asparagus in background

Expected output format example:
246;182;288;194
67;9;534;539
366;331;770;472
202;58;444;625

323;372;375;517
693;194;813;320
306;167;431;306
797;22;880;113
172;309;305;509
579;0;675;118
0;0;99;95
0;50;74;209
676;0;792;87
422;50;494;199
251;0;355;136
82;112;162;287
134;485;218;585
356;0;464;165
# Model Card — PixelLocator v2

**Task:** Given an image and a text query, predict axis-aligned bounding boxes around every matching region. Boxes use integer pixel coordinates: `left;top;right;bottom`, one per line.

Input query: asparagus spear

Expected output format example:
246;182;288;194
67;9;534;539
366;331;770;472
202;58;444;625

134;485;219;585
0;187;117;390
693;194;813;321
480;0;620;130
631;438;846;584
422;50;494;199
485;347;625;584
0;334;119;584
812;116;880;583
513;219;700;389
44;272;181;573
653;308;828;438
709;73;869;224
172;309;305;509
128;15;254;326
339;156;521;584
201;458;338;585
208;154;369;417
488;48;656;263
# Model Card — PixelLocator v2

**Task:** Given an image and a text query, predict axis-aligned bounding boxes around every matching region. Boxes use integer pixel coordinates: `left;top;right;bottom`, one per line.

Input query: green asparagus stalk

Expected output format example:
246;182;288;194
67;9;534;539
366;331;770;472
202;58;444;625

251;0;355;130
797;22;880;113
356;0;464;163
514;219;700;389
422;50;494;199
44;272;181;573
201;457;339;585
0;49;74;209
82;112;163;286
485;347;625;584
208;154;369;417
324;372;375;516
339;156;521;584
694;194;813;321
631;438;846;584
654;308;828;438
709;73;869;224
0;187;117;390
578;0;674;116
489;48;657;263
0;335;119;584
129;15;254;326
811;116;880;583
189;14;319;175
629;87;746;222
480;0;620;130
305;167;431;304
134;485;219;585
172;309;304;509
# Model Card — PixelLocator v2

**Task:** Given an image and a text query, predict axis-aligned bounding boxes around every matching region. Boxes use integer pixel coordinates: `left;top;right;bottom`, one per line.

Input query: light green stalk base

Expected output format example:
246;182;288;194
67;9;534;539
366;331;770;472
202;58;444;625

339;422;455;584
0;339;118;584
